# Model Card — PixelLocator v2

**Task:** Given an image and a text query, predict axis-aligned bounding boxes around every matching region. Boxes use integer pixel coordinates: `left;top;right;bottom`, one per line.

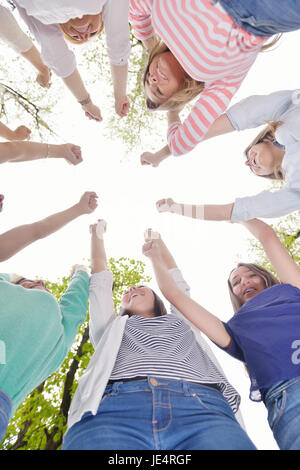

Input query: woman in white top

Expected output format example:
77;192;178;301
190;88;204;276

0;4;51;88
62;222;255;450
13;0;131;121
156;89;300;223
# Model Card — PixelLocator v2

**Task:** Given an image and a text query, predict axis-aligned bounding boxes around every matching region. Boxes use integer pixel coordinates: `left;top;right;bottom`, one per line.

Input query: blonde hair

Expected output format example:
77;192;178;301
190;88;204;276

59;13;104;45
244;120;285;180
143;40;204;111
228;262;279;313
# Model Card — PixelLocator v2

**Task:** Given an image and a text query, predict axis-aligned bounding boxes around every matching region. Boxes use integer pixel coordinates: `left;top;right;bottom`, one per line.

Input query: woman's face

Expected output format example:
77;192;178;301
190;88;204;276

121;286;156;318
229;266;266;305
245;142;277;176
17;278;50;293
60;13;102;42
145;52;187;105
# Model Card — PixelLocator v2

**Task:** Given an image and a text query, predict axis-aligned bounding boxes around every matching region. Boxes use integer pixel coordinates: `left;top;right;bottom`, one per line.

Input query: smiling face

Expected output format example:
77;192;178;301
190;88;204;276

229;266;266;305
60;13;103;42
245;141;277;176
121;286;156;318
144;52;187;105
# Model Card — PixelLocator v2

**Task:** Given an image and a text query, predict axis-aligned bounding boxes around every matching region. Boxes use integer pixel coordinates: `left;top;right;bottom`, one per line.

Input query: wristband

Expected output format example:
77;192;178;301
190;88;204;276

96;220;107;239
78;95;91;106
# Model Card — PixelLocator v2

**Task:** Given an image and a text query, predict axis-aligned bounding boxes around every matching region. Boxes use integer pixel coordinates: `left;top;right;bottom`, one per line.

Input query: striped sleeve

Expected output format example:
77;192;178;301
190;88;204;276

168;74;245;156
129;0;154;40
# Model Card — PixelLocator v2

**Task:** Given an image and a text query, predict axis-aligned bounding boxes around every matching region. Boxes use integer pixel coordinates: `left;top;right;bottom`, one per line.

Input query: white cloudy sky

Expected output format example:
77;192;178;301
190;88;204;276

1;9;300;450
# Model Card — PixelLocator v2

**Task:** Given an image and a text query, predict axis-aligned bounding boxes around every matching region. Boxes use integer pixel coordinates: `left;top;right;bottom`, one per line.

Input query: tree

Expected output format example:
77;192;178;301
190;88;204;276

0;257;151;450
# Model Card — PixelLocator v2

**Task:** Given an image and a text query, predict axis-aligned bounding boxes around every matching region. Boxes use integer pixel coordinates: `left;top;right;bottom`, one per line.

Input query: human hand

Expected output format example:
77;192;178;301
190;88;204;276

82;101;102;122
70;264;89;277
115;95;130;117
11;125;31;141
89;219;107;239
156;198;176;213
143;229;163;262
36;67;52;88
57;143;83;165
77;192;98;215
140;151;164;168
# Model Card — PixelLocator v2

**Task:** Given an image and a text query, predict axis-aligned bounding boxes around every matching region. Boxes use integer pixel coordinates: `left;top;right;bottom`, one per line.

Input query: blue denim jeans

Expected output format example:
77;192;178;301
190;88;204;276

264;376;300;450
63;377;256;450
0;388;11;444
215;1;300;36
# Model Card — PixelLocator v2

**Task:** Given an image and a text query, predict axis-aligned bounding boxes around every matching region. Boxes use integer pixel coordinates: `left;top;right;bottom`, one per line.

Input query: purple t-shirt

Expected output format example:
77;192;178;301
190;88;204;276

221;284;300;401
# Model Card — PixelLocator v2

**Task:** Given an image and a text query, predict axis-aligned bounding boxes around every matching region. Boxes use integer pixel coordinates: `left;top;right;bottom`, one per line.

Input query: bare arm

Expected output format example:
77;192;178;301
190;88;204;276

156;198;234;222
21;44;51;88
242;219;300;289
0;122;31;141
141;113;235;167
143;238;231;347
0;192;98;262
0;141;83;166
62;69;102;122
110;64;130;117
90;220;108;273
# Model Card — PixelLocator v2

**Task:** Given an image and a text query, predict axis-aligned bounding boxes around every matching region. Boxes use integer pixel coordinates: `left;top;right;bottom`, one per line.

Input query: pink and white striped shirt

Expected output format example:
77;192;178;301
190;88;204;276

129;0;266;156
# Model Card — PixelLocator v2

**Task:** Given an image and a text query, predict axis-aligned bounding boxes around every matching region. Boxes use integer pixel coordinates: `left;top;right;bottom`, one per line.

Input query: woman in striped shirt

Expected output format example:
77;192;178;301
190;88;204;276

129;0;300;165
62;222;255;450
145;221;300;449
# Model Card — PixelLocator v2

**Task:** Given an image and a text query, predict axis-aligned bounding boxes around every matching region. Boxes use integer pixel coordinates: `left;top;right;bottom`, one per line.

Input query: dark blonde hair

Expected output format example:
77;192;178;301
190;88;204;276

244;120;285;180
228;263;279;313
143;40;205;111
119;288;168;318
59;13;104;45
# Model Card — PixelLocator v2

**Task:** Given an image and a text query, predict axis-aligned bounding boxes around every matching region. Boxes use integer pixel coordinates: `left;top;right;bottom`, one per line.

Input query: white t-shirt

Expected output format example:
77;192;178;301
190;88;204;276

14;0;131;77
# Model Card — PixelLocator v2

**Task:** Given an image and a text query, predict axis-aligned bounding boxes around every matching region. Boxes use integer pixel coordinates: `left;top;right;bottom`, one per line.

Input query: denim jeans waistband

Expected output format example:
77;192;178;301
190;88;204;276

104;376;223;397
264;376;300;405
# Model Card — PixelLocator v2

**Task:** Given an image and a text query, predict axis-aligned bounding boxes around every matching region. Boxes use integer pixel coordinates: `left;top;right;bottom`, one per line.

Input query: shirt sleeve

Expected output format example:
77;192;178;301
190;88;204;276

0;5;32;53
16;4;76;77
0;273;11;282
218;322;245;362
88;270;116;348
226;90;295;131
231;186;300;222
103;0;131;66
167;76;244;156
58;269;89;349
129;0;154;40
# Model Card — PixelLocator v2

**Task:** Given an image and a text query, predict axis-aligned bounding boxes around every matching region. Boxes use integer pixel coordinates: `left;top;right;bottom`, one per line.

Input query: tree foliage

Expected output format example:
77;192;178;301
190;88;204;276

0;257;151;450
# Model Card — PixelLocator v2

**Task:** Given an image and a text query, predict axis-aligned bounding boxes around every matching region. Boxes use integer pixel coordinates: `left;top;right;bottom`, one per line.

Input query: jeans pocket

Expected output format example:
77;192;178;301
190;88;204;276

191;392;233;419
267;390;286;432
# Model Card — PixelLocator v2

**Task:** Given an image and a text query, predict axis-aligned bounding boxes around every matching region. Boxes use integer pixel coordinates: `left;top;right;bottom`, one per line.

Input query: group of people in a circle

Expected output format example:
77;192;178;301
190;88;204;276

1;0;300;451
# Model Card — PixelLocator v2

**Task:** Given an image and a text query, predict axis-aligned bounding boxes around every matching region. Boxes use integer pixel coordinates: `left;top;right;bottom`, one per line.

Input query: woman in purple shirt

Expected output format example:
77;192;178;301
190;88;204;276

144;220;300;450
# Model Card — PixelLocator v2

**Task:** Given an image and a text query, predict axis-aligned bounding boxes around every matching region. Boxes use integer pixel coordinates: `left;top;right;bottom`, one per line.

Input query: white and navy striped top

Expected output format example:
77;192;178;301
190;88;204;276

110;313;240;412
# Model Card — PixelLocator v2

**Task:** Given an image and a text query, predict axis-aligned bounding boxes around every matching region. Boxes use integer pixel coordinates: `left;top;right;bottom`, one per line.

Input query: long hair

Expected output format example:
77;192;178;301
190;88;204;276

143;39;205;111
244;120;285;180
119;288;168;318
228;263;279;313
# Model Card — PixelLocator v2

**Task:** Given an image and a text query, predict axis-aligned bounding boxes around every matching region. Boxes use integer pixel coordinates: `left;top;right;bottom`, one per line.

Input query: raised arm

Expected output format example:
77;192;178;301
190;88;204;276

156;198;234;222
242;218;300;289
0;141;83;165
142;237;231;348
141;112;235;168
0;191;98;261
0;122;31;141
88;220;116;346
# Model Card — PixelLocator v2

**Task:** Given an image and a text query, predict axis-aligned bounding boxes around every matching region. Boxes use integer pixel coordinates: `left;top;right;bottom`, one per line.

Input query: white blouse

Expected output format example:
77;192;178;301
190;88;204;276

14;0;131;77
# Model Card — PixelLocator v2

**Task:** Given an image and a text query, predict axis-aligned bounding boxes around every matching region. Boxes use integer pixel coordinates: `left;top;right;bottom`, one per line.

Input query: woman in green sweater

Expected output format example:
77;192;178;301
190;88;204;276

0;191;98;443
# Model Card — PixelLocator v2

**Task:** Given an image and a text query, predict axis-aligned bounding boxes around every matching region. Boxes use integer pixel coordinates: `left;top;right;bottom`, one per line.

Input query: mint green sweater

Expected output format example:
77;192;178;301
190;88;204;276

0;270;89;415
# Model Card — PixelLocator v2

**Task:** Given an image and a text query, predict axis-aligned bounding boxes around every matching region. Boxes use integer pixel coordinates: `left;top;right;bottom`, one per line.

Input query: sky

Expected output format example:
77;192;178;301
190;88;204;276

1;8;300;450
